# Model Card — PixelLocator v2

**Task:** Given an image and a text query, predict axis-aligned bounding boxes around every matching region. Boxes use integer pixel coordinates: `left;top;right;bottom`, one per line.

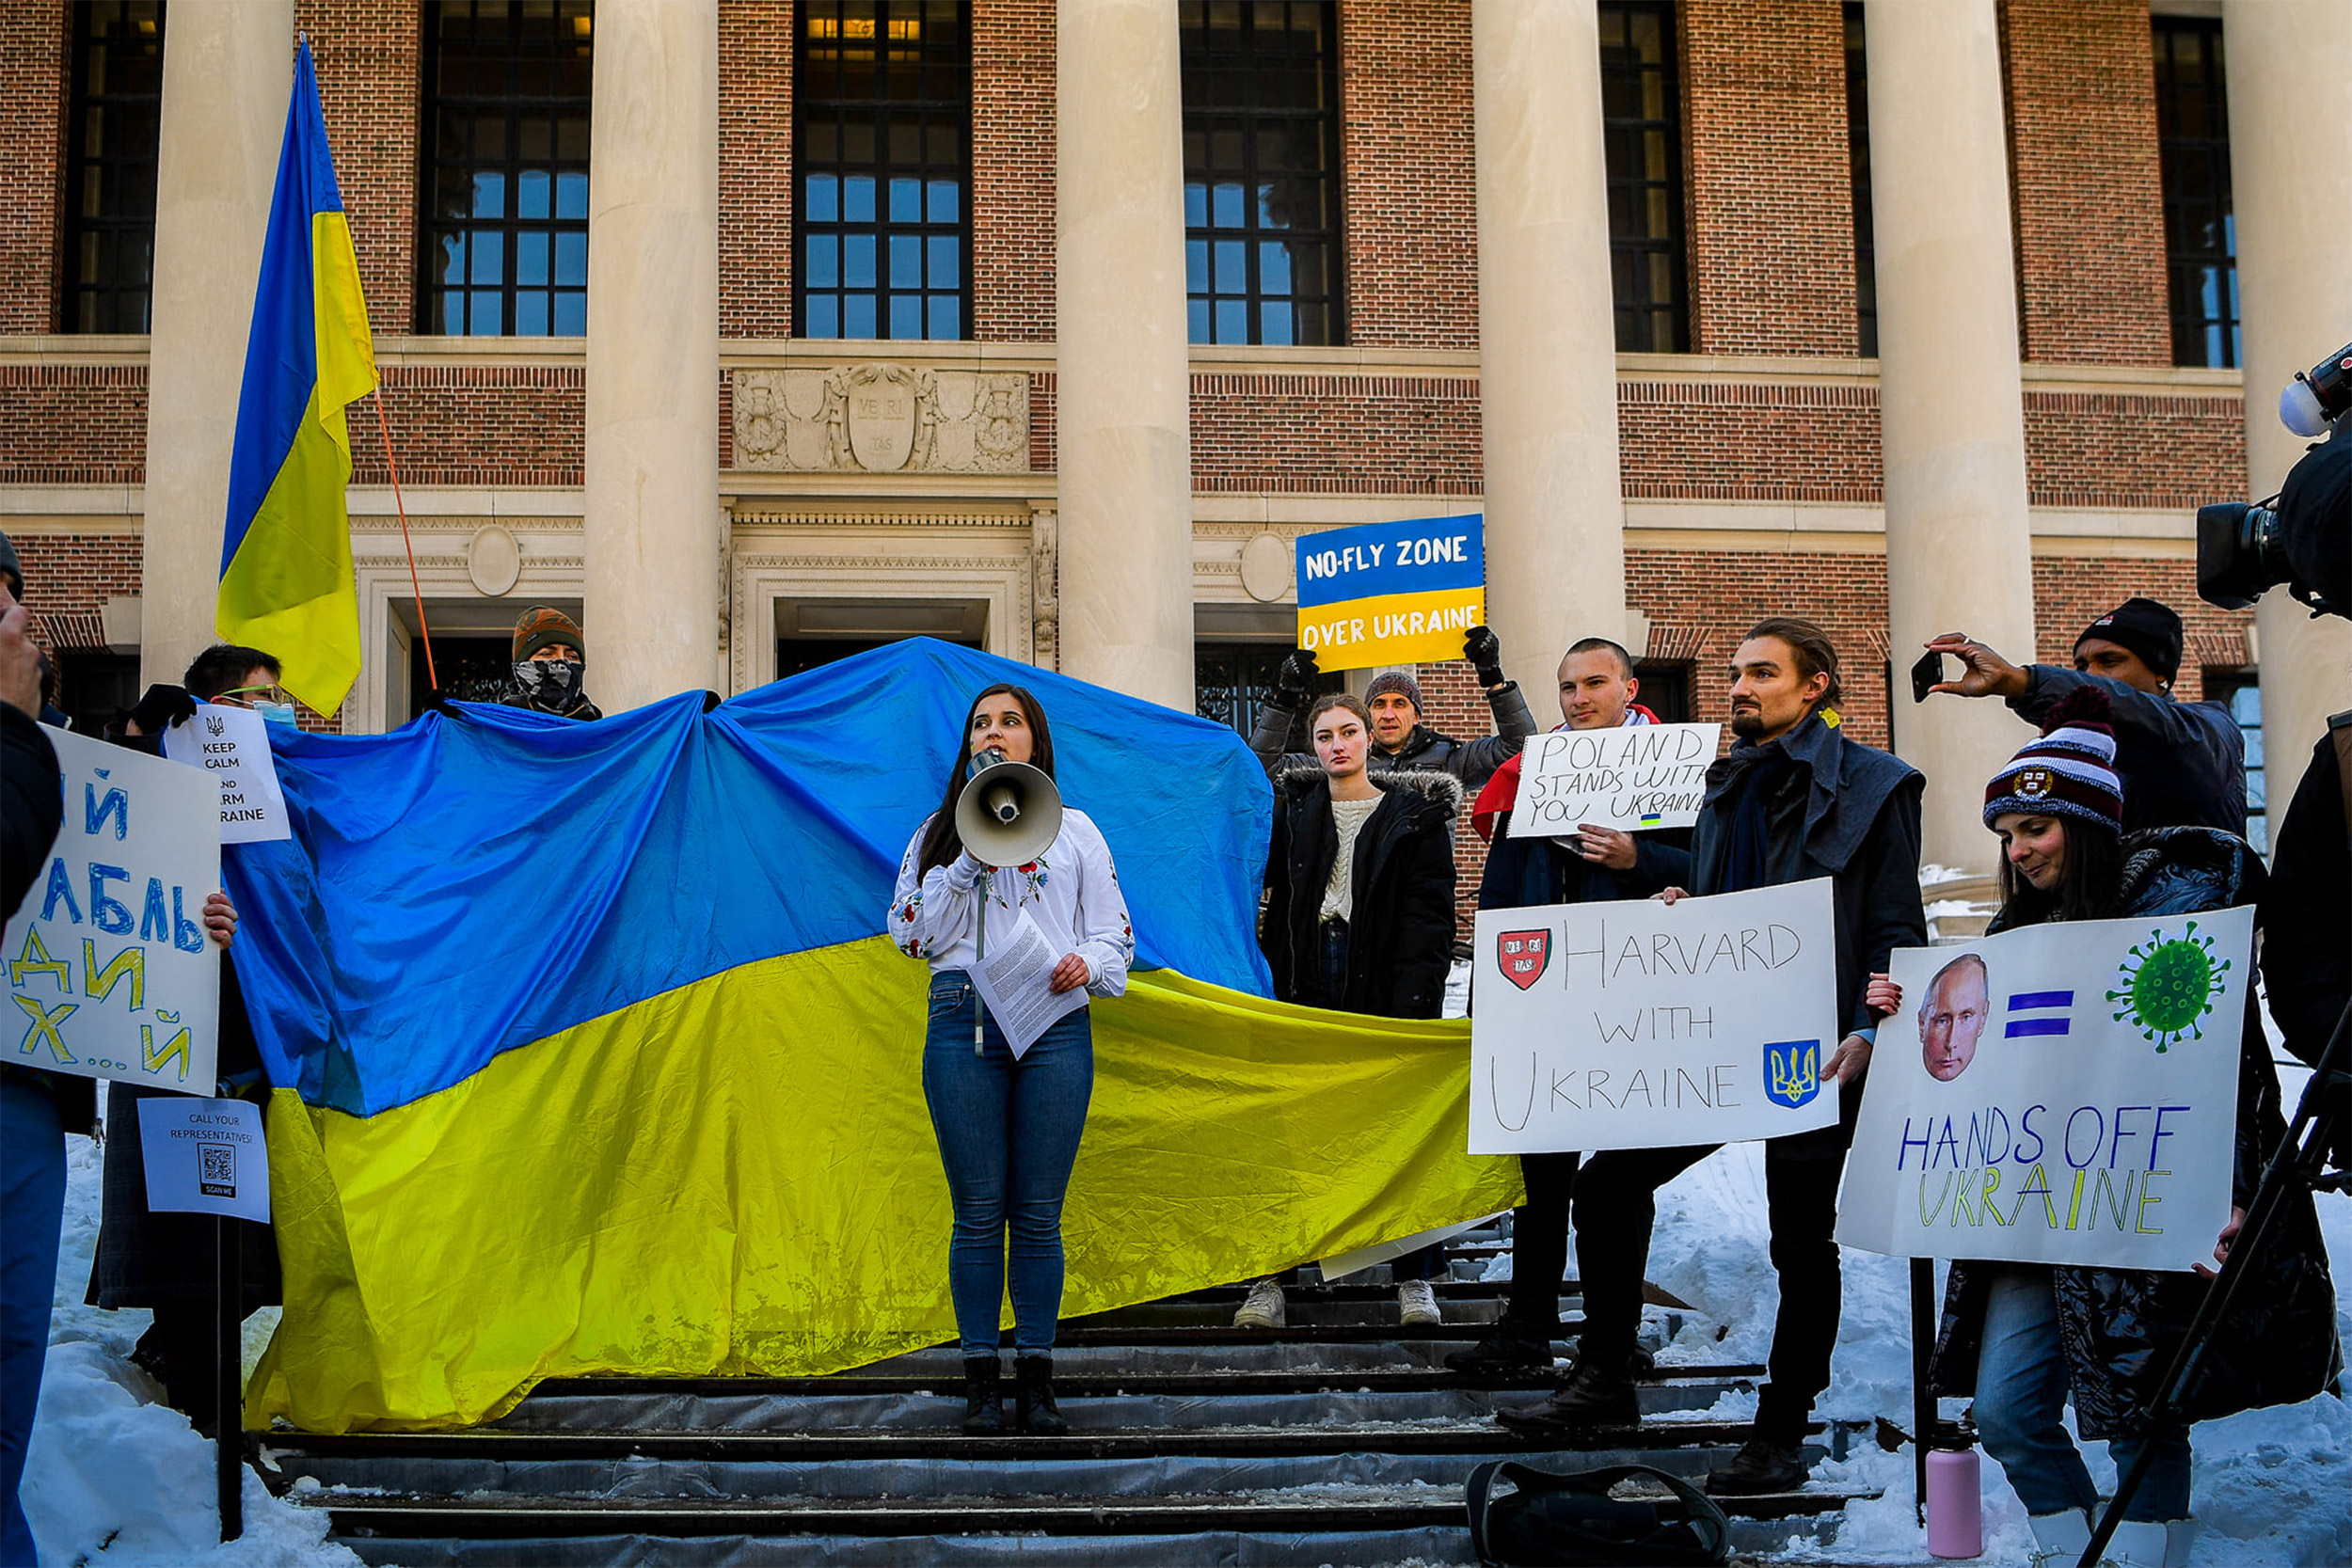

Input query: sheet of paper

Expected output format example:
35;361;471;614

162;705;292;844
968;905;1089;1058
137;1095;271;1223
1507;721;1721;838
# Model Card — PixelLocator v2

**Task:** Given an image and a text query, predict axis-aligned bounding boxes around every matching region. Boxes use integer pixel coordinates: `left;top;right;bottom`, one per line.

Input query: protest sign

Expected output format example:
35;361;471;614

137;1096;271;1223
1508;721;1722;838
1294;514;1484;670
162;704;292;844
1836;908;2250;1273
4;726;221;1094
1470;878;1839;1153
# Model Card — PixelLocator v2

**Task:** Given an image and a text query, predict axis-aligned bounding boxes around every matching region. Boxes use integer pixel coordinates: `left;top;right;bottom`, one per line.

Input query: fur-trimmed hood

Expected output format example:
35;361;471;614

1272;761;1464;821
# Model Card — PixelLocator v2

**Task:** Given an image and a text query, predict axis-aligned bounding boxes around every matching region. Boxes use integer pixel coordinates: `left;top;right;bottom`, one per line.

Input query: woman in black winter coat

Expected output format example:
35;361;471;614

1232;693;1461;1331
1883;690;2339;1568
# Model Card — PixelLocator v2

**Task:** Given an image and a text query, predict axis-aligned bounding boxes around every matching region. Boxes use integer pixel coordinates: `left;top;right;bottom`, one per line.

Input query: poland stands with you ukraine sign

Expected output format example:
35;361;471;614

1295;514;1485;671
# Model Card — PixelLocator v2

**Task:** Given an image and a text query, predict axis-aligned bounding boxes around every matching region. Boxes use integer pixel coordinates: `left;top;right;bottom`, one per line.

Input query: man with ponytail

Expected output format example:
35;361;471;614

1501;617;1928;1500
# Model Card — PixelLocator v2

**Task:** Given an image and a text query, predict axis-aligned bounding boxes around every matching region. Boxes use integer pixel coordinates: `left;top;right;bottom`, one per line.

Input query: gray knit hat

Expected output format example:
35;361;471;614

1364;670;1423;713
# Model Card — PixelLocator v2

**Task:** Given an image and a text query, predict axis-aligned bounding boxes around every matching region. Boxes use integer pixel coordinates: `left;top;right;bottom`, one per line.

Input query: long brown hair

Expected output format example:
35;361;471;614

1743;616;1844;708
1994;814;2125;926
916;683;1057;877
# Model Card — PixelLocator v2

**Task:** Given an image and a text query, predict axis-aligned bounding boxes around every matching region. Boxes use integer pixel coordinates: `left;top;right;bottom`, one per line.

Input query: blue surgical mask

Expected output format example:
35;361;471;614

252;701;298;727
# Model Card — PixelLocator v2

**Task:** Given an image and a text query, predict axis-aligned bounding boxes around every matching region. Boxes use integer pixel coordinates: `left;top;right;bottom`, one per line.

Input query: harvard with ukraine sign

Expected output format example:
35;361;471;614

1294;514;1485;670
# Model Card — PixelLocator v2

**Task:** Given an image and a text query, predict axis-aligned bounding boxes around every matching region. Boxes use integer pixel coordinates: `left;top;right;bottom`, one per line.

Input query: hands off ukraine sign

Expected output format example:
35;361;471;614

1836;910;2249;1272
1295;515;1485;671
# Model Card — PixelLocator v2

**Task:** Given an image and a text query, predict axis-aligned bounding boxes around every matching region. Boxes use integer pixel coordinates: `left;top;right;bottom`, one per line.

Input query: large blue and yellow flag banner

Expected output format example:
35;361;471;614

1295;514;1486;671
217;39;376;718
228;641;1519;1432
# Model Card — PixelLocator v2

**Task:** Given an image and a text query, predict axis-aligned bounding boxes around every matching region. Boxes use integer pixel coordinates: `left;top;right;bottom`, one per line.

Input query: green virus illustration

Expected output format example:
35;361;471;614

2106;921;2230;1052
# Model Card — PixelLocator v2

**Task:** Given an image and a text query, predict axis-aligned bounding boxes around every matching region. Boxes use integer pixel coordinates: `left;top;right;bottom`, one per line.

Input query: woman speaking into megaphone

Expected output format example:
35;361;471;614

887;682;1134;1439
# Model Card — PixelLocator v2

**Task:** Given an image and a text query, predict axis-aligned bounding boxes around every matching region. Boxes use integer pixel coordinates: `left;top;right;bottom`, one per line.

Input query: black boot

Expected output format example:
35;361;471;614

1704;1436;1808;1496
1494;1350;1641;1433
961;1356;1006;1434
1014;1354;1068;1435
1443;1319;1557;1377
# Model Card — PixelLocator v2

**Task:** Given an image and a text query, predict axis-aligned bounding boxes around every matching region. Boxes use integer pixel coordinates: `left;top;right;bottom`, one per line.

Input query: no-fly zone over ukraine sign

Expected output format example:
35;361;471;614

1294;515;1485;671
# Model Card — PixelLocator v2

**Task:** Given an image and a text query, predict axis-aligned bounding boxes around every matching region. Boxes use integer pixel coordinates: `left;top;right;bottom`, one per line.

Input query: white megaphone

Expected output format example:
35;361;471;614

954;749;1063;867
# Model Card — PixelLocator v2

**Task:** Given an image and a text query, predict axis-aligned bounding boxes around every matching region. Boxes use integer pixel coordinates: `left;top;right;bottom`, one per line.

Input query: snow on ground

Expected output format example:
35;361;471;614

1643;1130;2352;1567
22;1132;358;1568
18;1052;2349;1566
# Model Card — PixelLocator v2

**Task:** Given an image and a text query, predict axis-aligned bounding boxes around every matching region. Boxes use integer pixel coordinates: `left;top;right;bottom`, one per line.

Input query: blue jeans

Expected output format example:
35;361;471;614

2;1075;67;1567
921;971;1094;1360
1974;1268;2192;1522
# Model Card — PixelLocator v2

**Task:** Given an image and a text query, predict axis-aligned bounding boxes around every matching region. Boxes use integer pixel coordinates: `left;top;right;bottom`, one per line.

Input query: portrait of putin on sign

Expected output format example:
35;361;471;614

1919;953;1991;1083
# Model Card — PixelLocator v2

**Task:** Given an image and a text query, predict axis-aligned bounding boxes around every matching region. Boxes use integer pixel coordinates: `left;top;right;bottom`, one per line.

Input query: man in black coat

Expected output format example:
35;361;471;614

1923;597;2247;834
1248;626;1536;792
1447;638;1692;1377
1501;618;1927;1501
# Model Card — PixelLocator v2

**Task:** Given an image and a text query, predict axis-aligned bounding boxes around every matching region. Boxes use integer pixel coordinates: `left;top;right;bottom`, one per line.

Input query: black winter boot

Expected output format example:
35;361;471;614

961;1356;1006;1434
1014;1354;1068;1435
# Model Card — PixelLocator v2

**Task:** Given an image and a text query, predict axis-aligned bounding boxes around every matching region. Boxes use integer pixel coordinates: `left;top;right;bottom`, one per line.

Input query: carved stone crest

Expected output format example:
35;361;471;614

733;366;1029;474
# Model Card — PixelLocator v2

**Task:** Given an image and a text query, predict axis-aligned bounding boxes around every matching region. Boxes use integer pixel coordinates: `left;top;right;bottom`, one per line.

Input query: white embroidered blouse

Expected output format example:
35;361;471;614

888;806;1135;999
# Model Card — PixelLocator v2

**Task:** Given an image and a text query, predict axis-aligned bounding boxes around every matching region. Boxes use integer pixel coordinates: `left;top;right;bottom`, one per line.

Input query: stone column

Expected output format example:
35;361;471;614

1055;0;1195;711
583;0;721;711
2225;0;2352;792
140;1;294;689
1472;0;1628;700
1867;0;2038;874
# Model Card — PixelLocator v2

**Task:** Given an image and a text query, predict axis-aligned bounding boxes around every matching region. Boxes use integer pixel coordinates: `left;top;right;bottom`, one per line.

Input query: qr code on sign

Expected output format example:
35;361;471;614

199;1144;235;1196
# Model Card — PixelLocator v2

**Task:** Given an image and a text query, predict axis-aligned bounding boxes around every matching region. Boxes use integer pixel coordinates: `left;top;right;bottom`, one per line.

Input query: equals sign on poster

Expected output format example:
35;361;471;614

2006;990;2074;1037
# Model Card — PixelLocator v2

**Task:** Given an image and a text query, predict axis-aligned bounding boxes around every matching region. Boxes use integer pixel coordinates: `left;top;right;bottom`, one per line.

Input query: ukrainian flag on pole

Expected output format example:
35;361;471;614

217;38;376;718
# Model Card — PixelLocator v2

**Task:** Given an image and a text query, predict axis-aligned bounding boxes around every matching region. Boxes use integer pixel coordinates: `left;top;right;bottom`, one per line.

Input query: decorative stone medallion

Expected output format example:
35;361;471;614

732;366;1029;474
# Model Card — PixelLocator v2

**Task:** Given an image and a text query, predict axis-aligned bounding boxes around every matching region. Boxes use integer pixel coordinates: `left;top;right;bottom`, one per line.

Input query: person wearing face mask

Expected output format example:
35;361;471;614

1868;688;2338;1568
83;642;277;1433
1236;693;1461;1332
888;684;1133;1437
499;606;603;721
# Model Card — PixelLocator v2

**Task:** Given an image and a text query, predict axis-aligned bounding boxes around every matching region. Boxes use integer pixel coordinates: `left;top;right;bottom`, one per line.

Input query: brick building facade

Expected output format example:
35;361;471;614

0;0;2279;919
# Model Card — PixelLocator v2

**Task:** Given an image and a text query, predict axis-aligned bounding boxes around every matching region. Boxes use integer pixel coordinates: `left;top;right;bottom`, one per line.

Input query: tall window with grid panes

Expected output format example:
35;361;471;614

797;1;971;341
2152;17;2237;370
1180;1;1342;346
63;1;166;334
418;0;593;336
1599;1;1686;353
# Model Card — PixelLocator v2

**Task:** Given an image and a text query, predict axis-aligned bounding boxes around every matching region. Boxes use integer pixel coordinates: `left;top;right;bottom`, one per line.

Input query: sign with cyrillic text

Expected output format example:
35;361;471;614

1836;909;2249;1272
162;704;291;844
4;726;221;1094
1470;879;1838;1152
137;1095;270;1222
1294;514;1485;671
1508;722;1722;838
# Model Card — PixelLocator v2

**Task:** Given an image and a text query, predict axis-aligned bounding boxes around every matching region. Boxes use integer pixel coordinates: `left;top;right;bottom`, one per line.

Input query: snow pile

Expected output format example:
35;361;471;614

1642;1133;2352;1566
23;1133;359;1568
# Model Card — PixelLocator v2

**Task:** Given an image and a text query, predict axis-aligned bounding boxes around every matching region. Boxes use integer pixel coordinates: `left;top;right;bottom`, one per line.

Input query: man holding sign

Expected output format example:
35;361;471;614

1249;516;1534;792
1505;618;1926;1501
1446;637;1693;1378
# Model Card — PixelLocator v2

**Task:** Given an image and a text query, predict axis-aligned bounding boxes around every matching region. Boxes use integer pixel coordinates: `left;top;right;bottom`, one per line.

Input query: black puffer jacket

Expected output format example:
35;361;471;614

1250;684;1536;793
1928;827;2342;1440
1260;765;1459;1019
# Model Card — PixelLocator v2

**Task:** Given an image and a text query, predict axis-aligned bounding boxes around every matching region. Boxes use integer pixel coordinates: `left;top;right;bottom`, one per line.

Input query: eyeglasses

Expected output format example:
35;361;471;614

213;683;291;708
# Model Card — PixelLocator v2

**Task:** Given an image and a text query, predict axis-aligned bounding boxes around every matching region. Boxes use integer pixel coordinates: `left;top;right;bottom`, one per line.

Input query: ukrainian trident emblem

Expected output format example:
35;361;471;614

1763;1039;1821;1109
1497;928;1550;991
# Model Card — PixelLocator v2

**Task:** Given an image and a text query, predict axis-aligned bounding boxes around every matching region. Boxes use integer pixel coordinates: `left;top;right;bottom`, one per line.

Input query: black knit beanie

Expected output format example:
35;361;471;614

2074;596;2182;684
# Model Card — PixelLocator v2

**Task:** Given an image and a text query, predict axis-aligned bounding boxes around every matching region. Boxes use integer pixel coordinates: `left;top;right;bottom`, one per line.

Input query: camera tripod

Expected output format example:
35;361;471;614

2079;992;2350;1567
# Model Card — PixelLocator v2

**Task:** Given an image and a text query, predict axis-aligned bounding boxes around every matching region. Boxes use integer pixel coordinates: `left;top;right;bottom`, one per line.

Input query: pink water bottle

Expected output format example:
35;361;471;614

1926;1445;1983;1559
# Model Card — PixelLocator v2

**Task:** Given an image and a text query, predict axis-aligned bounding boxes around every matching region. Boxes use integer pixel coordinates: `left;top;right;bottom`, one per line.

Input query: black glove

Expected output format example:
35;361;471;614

1274;647;1319;705
125;684;196;736
1464;626;1505;688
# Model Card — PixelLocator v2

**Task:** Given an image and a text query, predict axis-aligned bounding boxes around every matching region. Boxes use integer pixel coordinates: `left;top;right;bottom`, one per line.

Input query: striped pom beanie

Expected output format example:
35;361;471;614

1982;686;2123;832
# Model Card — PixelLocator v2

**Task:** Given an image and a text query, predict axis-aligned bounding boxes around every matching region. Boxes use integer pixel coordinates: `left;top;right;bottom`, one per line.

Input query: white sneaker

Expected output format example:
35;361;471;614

1397;1278;1441;1326
1232;1277;1286;1328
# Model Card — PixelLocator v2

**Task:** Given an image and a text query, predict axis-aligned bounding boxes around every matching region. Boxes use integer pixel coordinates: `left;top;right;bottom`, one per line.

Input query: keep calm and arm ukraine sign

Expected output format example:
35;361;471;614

1295;515;1486;671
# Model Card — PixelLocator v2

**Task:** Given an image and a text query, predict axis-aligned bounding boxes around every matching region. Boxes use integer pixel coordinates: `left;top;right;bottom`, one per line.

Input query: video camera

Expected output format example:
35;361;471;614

2196;341;2352;621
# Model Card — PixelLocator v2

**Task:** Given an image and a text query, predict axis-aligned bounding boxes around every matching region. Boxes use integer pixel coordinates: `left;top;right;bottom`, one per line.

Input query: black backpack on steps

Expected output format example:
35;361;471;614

1466;1460;1734;1567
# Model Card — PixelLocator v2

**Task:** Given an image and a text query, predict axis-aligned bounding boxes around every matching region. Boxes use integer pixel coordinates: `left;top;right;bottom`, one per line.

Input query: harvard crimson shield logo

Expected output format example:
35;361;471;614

1498;928;1550;990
